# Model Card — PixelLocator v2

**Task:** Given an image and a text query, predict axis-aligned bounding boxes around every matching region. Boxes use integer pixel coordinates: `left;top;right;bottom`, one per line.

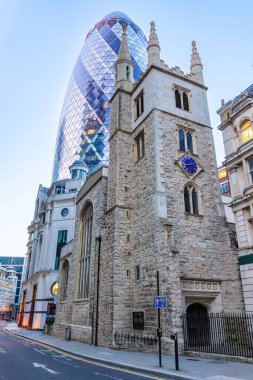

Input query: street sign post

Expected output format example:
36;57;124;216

156;272;168;368
154;296;167;309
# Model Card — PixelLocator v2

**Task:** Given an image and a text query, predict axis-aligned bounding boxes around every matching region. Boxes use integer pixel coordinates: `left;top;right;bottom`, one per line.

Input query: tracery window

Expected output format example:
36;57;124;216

60;260;69;301
174;86;191;111
78;203;93;299
179;130;185;151
184;184;200;215
175;89;181;108
183;92;189;111
186;132;193;153
178;129;194;153
241;120;253;143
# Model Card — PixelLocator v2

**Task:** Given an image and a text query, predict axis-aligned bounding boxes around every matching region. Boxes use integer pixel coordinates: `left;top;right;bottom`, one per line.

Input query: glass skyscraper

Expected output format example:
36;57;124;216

52;11;147;181
0;257;25;305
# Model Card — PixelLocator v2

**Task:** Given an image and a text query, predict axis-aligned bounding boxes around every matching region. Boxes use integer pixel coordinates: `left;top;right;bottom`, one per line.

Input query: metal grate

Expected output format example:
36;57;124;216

183;313;253;358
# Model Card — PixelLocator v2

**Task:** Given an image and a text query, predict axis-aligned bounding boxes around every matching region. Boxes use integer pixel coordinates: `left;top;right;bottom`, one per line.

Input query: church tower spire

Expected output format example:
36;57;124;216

190;40;204;84
115;24;134;91
147;21;160;66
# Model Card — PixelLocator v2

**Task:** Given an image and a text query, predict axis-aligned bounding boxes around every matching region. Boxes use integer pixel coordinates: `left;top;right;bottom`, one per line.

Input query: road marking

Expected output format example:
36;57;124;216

53;358;79;368
5;329;164;380
207;377;246;380
0;347;6;354
34;348;46;355
52;354;66;358
94;372;123;380
33;362;59;375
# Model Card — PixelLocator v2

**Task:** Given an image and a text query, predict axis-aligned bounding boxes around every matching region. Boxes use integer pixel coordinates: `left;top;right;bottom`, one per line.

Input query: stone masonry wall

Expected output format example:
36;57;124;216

53;176;109;343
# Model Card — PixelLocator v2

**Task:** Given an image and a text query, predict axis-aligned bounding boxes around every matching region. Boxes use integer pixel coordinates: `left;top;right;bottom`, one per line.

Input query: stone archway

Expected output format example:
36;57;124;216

186;303;210;348
187;303;208;317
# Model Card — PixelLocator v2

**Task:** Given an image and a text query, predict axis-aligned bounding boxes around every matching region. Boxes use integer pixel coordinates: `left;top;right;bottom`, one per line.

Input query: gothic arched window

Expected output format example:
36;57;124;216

241;120;253;143
184;187;191;213
60;260;69;301
179;130;185;151
175;89;181;108
78;203;93;299
192;188;199;214
178;129;195;153
184;184;200;215
183;92;189;111
187;132;193;153
174;86;191;111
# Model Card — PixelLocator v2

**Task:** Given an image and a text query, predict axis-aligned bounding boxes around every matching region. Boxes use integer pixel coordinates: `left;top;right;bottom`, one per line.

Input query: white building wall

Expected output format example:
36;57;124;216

20;175;85;330
218;92;253;313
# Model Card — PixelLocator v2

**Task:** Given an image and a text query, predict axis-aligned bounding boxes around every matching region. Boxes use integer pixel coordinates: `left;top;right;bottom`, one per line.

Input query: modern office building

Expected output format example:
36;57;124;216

0;265;18;320
52;11;148;181
0;257;25;306
217;85;253;312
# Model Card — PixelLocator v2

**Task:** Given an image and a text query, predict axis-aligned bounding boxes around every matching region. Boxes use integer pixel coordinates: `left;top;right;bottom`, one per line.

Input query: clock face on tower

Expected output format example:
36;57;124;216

181;156;197;175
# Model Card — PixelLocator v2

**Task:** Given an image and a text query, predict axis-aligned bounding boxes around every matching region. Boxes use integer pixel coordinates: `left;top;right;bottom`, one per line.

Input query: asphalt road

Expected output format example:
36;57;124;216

0;322;172;380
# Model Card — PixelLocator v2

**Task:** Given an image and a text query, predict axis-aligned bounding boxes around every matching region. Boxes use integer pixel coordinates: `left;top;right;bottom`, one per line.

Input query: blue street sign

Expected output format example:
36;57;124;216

155;296;167;308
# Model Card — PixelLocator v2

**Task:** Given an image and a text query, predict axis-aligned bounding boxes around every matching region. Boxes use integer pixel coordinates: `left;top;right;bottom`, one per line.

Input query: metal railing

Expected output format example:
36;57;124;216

114;331;157;347
183;313;253;358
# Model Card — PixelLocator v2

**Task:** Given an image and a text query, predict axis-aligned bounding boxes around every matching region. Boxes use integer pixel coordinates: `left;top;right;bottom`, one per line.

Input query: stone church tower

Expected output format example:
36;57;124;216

105;21;244;346
53;22;244;352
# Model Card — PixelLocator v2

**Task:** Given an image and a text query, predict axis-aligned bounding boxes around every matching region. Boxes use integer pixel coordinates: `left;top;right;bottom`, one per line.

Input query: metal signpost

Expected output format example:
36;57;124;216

155;271;167;368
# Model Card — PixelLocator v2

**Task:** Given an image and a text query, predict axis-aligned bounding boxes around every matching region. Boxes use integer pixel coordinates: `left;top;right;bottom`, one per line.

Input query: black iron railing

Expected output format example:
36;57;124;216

183;313;253;358
114;331;157;346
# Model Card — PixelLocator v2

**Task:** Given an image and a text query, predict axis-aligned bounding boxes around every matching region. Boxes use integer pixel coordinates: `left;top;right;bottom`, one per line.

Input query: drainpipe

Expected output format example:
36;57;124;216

95;236;101;346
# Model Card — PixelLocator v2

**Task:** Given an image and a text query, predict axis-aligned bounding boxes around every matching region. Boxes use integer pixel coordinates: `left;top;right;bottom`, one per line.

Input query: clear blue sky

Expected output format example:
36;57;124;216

0;0;252;257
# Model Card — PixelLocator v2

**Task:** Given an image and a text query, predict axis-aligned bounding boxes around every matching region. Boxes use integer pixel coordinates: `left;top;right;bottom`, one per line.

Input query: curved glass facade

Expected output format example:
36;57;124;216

52;12;147;181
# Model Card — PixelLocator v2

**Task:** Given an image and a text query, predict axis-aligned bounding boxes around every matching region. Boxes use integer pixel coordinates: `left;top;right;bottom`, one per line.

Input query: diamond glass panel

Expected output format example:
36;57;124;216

52;12;148;181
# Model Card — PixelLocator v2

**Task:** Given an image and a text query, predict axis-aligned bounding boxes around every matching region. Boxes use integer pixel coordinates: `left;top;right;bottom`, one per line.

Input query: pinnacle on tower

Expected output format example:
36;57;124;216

116;24;132;64
190;41;204;84
115;24;134;90
147;21;160;66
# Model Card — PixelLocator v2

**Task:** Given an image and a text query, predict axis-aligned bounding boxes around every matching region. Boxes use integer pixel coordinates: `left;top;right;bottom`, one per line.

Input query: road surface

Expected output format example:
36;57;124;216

0;322;173;380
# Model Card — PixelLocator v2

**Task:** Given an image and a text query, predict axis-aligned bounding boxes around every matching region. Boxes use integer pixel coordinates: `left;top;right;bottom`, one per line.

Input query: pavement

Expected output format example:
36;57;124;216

5;323;253;380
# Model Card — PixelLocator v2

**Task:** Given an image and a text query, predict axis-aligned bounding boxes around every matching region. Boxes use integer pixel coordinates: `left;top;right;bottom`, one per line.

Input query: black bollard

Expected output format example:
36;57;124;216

171;333;179;370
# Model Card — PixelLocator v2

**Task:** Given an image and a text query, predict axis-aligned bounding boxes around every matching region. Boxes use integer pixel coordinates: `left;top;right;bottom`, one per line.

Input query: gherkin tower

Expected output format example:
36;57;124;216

52;11;147;181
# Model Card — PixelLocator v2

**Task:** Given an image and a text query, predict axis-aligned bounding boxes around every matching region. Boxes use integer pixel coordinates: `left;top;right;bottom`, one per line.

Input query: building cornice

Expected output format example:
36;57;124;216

223;140;253;166
133;64;208;94
77;167;108;204
133;107;211;133
110;87;132;103
218;100;253;131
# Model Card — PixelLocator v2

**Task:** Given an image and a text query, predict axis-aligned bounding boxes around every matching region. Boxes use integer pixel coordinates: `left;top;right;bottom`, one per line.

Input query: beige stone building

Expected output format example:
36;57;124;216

53;22;244;352
217;86;253;313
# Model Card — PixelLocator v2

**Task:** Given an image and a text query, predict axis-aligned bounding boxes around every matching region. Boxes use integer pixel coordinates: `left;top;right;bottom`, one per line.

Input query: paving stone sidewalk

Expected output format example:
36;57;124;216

5;323;253;380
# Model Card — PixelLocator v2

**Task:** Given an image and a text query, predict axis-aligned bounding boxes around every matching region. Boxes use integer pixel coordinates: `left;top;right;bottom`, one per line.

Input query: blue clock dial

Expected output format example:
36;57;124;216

181;156;197;175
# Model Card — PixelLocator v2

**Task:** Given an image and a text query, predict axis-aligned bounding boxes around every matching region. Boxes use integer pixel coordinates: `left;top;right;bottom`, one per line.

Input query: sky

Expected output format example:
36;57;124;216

0;0;252;257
